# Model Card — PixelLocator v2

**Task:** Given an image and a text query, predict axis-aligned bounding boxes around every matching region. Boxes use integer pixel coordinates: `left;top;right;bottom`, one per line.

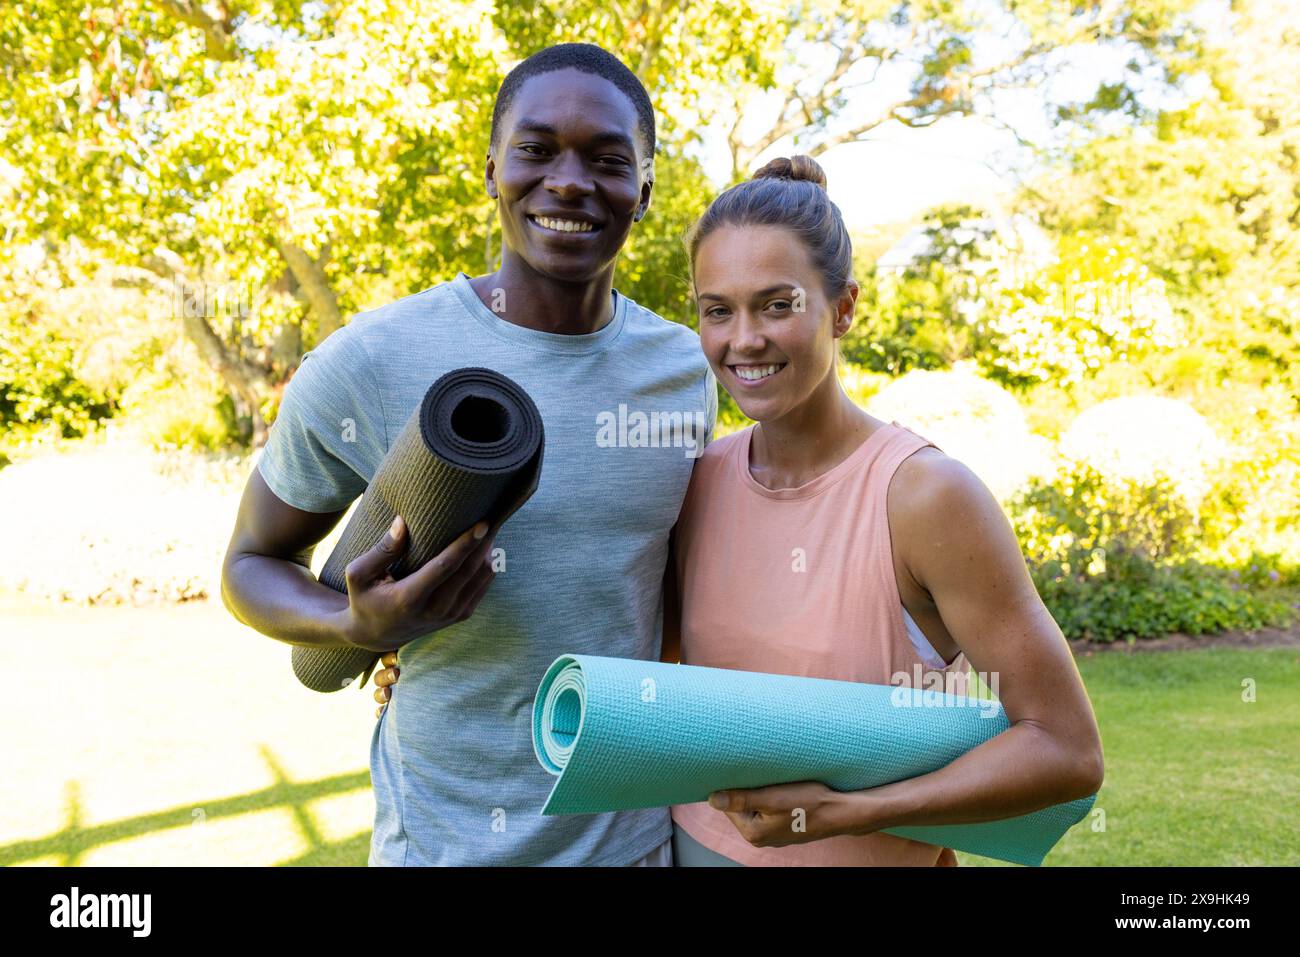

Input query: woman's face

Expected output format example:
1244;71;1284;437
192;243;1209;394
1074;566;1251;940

694;224;856;422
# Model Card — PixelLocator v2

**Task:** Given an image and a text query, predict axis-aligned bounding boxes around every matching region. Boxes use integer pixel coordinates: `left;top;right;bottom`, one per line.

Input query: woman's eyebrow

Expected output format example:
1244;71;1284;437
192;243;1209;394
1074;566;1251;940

697;284;798;302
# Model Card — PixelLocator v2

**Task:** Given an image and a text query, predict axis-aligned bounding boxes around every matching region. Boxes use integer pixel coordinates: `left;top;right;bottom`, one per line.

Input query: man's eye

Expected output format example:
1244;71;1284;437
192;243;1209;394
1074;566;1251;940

704;307;730;319
518;144;548;156
768;300;792;312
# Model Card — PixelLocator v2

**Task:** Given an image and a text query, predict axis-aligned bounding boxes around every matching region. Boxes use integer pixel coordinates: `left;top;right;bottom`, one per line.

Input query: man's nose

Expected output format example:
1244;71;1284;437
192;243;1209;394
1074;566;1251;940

544;151;594;199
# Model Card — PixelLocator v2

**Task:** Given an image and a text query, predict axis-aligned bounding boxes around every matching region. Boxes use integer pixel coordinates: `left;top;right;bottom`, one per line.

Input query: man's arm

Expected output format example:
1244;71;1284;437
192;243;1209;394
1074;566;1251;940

222;468;500;653
220;467;354;649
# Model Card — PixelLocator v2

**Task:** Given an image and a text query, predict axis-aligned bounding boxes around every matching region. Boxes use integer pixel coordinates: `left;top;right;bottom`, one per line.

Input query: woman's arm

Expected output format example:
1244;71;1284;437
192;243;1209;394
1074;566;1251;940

710;451;1104;845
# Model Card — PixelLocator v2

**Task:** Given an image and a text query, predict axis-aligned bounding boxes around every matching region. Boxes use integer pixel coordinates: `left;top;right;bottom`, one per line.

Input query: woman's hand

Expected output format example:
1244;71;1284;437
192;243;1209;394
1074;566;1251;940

707;781;853;847
373;652;400;718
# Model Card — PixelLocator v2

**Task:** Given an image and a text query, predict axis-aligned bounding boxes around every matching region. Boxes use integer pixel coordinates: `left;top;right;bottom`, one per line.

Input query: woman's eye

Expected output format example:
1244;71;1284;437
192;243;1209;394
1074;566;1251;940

768;300;792;312
703;307;730;320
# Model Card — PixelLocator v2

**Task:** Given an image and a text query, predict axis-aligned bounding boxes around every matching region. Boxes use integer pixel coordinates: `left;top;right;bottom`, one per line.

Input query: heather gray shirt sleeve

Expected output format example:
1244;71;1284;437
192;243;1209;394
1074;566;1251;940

256;326;388;513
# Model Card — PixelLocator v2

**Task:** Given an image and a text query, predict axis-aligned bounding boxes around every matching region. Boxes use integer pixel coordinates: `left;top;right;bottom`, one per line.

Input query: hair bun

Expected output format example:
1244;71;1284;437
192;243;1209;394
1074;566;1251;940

751;155;827;190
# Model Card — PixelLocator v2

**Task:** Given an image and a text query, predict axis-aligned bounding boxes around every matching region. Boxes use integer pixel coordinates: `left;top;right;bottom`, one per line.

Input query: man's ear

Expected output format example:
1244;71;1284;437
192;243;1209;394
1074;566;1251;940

485;150;498;200
634;157;655;222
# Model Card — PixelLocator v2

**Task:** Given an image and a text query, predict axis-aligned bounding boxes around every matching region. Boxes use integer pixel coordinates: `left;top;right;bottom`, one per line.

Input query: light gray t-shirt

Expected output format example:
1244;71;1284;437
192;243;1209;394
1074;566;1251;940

257;272;717;865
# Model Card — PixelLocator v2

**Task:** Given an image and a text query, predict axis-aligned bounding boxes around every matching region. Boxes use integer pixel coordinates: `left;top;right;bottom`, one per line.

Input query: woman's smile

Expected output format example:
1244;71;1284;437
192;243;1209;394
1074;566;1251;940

728;362;788;387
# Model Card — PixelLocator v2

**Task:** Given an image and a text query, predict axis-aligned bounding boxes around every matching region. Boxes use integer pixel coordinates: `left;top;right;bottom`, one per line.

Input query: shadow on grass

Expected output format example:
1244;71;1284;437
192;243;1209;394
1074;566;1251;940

1;745;372;867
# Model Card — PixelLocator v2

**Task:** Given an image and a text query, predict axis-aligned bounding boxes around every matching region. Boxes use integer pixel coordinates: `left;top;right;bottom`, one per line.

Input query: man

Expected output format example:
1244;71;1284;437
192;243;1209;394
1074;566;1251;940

221;43;716;865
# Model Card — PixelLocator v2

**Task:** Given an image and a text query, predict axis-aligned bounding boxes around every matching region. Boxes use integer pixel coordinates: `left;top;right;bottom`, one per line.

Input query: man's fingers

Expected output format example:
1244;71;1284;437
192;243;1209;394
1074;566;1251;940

344;515;409;591
398;520;489;605
373;685;391;704
450;559;496;621
379;652;398;668
374;666;399;688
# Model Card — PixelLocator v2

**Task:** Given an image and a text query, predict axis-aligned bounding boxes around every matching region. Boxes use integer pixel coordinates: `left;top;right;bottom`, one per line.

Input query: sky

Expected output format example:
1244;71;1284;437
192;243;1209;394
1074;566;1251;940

687;0;1226;230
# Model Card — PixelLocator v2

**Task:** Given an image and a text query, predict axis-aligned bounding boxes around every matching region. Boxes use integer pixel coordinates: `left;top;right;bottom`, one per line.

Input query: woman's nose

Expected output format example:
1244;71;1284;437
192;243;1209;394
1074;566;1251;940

731;312;766;352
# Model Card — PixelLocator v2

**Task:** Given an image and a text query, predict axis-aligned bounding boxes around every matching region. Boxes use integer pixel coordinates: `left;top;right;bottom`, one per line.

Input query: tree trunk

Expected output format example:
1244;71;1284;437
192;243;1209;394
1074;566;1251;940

276;240;344;339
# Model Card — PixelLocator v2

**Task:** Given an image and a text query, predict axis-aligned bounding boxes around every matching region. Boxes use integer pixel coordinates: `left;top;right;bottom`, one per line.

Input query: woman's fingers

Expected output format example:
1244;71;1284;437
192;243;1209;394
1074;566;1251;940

380;652;398;668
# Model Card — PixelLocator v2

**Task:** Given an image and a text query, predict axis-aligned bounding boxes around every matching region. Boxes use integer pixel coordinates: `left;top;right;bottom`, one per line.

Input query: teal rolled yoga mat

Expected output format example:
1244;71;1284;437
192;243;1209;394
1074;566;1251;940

532;655;1097;866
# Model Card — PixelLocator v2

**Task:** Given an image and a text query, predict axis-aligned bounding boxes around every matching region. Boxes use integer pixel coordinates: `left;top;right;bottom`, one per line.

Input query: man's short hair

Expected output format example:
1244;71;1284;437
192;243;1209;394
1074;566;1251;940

490;43;656;158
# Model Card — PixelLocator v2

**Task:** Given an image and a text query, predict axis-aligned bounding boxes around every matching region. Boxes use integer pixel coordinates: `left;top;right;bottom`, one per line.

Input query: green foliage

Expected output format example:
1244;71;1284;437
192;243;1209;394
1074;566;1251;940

0;252;117;448
1010;463;1297;641
1030;560;1294;644
0;245;238;455
845;205;989;374
614;152;713;325
1012;463;1199;569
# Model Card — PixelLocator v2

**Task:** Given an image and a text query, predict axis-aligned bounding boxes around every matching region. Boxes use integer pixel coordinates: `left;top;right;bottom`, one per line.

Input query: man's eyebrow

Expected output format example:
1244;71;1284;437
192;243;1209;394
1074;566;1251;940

512;120;635;151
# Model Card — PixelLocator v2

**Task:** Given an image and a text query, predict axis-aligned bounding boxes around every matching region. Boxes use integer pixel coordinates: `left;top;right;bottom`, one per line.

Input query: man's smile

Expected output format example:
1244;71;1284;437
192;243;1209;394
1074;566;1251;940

527;213;604;235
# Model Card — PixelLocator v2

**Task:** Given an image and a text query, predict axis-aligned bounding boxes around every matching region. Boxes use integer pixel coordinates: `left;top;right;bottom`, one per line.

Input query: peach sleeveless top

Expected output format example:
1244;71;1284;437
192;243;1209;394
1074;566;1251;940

670;421;972;866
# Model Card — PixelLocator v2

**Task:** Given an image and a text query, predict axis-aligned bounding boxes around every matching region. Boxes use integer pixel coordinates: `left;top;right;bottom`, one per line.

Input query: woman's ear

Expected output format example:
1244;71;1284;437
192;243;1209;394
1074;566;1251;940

832;280;859;338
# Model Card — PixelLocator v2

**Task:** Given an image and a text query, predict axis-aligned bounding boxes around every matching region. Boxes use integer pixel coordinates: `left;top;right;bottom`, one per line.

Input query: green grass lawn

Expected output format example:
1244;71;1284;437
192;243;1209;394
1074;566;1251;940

2;595;1296;866
958;645;1300;866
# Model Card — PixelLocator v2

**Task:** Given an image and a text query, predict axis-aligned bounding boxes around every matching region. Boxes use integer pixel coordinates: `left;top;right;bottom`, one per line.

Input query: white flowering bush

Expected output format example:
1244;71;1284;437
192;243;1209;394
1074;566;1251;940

986;273;1183;386
1059;395;1229;507
865;362;1053;501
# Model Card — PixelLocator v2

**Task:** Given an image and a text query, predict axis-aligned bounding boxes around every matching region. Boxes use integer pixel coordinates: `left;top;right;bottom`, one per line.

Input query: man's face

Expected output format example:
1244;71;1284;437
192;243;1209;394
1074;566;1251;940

488;68;652;283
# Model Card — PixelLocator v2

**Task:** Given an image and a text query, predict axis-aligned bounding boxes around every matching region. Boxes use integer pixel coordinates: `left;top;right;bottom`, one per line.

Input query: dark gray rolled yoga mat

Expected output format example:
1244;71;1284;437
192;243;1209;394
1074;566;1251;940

291;367;544;693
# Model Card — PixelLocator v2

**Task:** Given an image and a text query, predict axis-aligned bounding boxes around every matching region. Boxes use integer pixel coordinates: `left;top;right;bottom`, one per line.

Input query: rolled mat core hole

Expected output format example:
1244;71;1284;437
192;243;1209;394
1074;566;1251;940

551;687;582;746
451;395;510;444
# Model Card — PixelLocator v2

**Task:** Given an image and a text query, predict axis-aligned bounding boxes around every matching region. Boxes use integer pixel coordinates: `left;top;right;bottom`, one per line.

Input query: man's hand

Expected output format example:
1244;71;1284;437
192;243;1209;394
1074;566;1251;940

339;515;498;655
373;652;399;718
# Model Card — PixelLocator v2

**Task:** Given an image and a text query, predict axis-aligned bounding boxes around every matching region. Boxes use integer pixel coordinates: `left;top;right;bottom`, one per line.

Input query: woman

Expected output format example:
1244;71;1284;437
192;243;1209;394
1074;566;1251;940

376;155;1104;866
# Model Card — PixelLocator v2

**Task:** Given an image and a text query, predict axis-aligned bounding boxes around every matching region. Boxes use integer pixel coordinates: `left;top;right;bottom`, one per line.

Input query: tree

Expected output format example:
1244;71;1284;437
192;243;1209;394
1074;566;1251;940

1;0;1216;445
3;0;505;444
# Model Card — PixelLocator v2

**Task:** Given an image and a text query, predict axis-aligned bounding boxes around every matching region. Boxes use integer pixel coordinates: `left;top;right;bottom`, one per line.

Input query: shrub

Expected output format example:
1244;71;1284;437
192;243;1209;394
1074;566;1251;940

1058;395;1228;507
1009;463;1297;641
865;362;1052;501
